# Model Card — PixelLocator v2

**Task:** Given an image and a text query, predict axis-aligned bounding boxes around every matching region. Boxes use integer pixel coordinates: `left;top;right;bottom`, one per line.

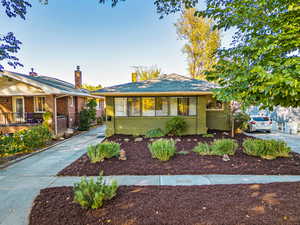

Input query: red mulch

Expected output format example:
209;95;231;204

58;131;300;176
29;182;300;225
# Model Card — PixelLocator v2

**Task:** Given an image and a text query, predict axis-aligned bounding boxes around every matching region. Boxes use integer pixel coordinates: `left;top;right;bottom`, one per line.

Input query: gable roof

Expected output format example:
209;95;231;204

93;73;219;96
0;70;92;97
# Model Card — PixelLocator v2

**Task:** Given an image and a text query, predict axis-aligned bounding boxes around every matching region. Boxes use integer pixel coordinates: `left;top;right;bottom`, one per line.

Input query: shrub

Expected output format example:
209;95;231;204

165;117;187;136
148;139;176;161
78;99;97;131
73;172;118;209
145;128;165;138
202;134;214;138
0;125;52;156
193;143;211;155
210;139;238;156
243;139;291;160
87;142;120;163
42;111;53;128
234;112;251;131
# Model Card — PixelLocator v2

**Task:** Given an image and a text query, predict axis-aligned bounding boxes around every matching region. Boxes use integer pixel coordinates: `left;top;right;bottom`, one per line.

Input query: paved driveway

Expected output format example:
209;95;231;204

0;126;105;225
246;131;300;154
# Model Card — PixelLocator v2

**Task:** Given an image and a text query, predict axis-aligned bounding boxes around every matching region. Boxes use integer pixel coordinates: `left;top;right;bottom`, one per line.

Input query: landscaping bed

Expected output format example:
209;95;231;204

58;131;300;176
30;182;300;225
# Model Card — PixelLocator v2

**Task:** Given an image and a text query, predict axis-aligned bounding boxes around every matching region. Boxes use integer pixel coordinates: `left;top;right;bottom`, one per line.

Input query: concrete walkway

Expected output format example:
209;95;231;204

1;126;300;225
246;131;300;153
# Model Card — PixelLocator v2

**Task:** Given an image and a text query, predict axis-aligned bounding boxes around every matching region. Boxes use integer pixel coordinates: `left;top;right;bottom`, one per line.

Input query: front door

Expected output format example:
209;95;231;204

12;96;25;122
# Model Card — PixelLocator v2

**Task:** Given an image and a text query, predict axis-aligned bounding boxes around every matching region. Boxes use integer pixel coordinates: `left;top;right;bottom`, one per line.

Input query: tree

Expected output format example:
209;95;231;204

132;66;161;81
175;8;220;79
82;84;102;91
201;0;300;108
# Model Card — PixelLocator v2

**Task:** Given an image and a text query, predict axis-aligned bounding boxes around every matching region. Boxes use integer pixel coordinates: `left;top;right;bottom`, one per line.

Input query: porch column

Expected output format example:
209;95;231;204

196;96;208;134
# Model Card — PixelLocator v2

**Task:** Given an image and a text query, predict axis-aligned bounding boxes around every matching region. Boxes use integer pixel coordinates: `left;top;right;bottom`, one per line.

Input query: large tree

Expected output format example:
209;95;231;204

202;0;300;108
175;8;220;80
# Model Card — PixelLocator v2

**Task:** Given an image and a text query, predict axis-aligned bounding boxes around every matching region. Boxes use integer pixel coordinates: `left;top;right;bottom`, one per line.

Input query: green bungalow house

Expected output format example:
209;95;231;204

93;74;231;136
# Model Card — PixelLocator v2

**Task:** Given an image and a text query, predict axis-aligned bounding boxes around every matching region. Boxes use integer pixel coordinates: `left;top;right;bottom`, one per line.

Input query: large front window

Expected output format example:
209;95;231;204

127;97;141;116
34;96;46;112
114;97;197;117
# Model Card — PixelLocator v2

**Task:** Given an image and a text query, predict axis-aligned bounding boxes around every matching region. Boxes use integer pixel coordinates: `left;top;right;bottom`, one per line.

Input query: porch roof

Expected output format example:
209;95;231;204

0;71;94;97
93;73;219;96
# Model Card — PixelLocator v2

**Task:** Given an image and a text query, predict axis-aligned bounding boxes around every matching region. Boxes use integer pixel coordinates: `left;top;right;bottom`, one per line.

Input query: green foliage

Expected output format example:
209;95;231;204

82;84;102;91
78;99;97;131
193;143;211;155
73;172;118;209
201;0;300;108
165;117;187;136
202;134;214;138
0;125;52;156
148;139;176;161
193;139;238;156
42;111;53;128
234;112;250;130
175;8;220;79
210;139;238;156
132;65;161;81
145;128;165;138
243;139;291;160
87;142;120;163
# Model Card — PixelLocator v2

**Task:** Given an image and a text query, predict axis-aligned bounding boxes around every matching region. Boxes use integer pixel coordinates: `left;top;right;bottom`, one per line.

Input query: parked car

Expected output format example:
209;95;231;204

248;116;272;133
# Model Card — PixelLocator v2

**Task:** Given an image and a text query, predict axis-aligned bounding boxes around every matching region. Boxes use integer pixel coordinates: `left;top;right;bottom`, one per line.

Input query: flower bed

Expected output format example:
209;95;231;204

29;182;300;225
58;131;300;176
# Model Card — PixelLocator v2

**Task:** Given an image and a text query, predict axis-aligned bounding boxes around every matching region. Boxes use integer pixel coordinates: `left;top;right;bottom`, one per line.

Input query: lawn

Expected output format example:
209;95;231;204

58;131;300;176
29;182;300;225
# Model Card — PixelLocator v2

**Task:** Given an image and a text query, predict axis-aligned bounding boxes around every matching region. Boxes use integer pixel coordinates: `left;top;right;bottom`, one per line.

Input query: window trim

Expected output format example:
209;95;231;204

34;96;46;113
114;96;198;117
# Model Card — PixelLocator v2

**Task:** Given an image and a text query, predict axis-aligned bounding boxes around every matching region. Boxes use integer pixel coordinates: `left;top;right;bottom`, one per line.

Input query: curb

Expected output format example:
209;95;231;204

0;126;101;170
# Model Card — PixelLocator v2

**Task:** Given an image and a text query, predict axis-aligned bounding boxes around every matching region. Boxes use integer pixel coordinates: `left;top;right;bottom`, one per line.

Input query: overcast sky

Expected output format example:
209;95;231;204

0;0;234;87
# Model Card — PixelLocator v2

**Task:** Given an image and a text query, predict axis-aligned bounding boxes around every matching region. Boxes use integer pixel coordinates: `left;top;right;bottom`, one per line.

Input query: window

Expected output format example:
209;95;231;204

115;98;127;116
34;96;46;112
127;97;141;116
178;97;189;116
170;97;178;116
142;97;155;116
70;96;74;107
155;97;168;116
189;97;197;116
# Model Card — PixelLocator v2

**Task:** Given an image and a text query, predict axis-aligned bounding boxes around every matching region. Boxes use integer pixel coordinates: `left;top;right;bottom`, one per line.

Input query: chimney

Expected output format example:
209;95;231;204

74;65;82;89
131;72;137;82
29;68;38;77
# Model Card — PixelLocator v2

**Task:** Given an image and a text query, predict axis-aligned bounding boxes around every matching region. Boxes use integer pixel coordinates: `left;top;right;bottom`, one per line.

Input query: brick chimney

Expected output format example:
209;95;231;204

29;68;38;77
74;66;82;89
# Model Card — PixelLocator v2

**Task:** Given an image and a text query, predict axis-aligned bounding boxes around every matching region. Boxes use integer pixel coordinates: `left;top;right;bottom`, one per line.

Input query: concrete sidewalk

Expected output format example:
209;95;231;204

1;126;300;225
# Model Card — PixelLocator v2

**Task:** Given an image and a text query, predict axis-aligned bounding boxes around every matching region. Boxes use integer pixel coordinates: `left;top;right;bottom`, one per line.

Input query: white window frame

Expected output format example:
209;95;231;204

34;96;46;113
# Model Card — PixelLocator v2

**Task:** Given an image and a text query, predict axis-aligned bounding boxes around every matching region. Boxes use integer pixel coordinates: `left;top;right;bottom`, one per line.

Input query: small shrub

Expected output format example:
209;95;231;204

148;139;176;161
234;112;251;131
23;125;52;149
145;128;165;138
73;172;118;209
210;139;238;156
165;117;187;136
202;134;214;138
243;139;291;160
87;142;120;163
193;143;211;155
78;109;91;131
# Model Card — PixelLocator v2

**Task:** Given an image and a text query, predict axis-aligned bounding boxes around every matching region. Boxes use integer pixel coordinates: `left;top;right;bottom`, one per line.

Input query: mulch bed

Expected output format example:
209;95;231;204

29;182;300;225
58;131;300;176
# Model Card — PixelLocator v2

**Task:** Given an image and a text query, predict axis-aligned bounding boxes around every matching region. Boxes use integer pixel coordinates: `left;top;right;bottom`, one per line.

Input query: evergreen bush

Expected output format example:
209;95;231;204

165;117;187;136
73;172;118;209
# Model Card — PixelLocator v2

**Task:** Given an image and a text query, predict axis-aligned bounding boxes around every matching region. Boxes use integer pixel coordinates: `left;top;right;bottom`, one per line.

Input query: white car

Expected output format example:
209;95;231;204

248;116;272;133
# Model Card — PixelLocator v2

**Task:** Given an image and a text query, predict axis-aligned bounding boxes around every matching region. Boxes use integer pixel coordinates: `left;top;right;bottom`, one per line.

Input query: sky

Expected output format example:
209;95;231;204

0;0;234;87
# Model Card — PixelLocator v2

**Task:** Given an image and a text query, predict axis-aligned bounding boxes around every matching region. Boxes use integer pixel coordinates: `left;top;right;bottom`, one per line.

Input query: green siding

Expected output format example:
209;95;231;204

105;96;230;136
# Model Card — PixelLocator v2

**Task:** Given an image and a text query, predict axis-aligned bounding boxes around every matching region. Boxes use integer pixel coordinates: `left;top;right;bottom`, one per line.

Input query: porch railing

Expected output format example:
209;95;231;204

0;112;44;125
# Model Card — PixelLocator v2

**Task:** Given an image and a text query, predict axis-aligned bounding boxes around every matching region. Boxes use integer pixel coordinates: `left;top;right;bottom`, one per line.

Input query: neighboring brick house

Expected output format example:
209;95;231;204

0;67;104;136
